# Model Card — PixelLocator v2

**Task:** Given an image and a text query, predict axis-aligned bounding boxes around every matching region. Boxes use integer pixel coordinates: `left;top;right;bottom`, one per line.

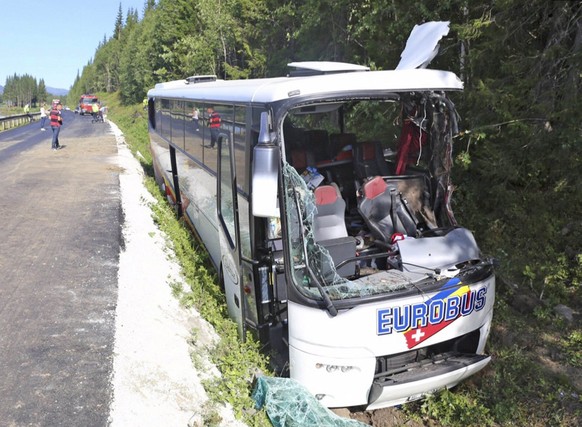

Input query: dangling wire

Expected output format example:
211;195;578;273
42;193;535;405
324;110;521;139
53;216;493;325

416;101;428;166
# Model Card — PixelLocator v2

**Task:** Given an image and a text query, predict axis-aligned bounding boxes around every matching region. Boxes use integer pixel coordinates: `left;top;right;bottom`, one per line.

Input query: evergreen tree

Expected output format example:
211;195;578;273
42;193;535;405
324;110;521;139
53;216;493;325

114;3;123;40
37;79;48;104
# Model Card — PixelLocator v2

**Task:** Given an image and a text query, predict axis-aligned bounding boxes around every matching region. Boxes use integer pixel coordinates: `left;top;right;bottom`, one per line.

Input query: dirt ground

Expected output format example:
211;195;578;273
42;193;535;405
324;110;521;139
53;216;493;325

0;114;121;425
333;406;424;426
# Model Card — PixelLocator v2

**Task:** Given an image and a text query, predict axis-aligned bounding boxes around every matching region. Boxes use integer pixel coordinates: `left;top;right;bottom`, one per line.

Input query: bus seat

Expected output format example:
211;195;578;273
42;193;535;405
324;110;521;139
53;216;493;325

353;141;391;181
313;184;348;241
383;175;435;227
284;123;309;170
290;148;315;171
304;129;330;162
358;176;418;244
314;184;357;278
330;133;357;157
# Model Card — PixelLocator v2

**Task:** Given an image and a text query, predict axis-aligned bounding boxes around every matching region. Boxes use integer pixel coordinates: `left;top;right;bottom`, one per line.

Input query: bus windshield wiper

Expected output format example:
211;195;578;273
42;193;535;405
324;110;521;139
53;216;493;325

293;189;338;317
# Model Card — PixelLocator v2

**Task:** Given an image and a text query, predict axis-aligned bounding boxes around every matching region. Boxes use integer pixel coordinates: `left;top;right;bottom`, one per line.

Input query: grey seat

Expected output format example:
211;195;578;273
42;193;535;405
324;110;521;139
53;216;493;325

313;184;356;278
313;184;348;241
353;140;391;181
358;176;418;244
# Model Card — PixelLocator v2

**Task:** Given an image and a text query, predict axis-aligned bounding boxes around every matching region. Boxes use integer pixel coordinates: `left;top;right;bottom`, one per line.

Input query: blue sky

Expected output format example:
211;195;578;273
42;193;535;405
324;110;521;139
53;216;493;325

0;1;146;90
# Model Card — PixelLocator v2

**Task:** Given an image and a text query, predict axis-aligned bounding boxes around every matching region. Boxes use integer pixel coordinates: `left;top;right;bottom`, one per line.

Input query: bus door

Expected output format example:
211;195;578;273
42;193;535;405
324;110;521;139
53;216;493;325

217;130;246;336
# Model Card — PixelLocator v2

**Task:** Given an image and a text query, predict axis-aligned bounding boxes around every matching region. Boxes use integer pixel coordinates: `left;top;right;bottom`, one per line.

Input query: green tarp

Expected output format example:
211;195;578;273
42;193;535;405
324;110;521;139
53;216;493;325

252;376;368;427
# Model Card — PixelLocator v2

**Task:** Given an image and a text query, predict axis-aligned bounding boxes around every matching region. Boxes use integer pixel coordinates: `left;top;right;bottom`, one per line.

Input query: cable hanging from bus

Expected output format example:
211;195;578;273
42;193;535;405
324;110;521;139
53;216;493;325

147;21;495;410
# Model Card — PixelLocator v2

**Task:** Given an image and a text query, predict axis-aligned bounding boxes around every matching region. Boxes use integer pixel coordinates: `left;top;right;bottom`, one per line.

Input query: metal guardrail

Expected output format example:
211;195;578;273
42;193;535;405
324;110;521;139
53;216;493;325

0;112;41;131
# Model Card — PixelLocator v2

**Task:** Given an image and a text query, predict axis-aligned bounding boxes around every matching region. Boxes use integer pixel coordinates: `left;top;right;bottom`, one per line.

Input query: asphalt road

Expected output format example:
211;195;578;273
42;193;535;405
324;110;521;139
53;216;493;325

0;112;121;426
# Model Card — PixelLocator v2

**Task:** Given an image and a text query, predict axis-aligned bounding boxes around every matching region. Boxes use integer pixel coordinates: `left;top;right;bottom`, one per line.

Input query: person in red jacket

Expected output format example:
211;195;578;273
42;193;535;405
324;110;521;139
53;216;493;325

50;102;63;151
206;106;221;148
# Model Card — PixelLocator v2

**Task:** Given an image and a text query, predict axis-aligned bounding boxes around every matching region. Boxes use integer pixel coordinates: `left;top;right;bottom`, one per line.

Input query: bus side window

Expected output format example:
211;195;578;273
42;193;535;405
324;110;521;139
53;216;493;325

155;98;162;132
234;105;248;193
267;217;281;240
161;99;171;141
185;101;203;161
170;100;185;151
148;99;156;129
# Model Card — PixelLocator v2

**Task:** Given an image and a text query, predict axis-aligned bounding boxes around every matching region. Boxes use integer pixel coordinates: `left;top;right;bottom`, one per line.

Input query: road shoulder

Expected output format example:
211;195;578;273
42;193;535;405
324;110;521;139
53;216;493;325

109;123;245;427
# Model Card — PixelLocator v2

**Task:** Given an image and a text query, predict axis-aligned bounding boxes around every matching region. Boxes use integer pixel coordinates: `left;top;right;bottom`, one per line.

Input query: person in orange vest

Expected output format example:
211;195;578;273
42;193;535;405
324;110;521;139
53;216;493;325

206;106;221;148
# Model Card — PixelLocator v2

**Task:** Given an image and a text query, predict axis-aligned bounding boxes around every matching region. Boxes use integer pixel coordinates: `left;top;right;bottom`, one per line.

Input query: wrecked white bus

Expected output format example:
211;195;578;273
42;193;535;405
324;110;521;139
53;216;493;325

147;22;495;411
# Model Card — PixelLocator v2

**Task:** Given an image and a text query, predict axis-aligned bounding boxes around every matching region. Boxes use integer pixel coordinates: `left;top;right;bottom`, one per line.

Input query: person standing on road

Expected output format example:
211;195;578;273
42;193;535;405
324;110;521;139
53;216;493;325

206;106;221;148
191;107;200;131
92;102;100;120
99;104;107;122
39;103;48;130
24;103;33;122
50;103;63;150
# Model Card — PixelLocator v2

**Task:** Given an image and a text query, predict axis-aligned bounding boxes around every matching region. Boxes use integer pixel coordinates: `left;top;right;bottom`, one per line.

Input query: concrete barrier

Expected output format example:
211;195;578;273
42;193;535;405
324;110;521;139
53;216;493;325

0;112;41;131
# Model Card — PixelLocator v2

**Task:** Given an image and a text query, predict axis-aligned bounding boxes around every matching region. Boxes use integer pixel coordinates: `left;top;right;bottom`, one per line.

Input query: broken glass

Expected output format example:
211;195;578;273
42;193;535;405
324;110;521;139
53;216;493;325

282;163;419;301
279;92;476;303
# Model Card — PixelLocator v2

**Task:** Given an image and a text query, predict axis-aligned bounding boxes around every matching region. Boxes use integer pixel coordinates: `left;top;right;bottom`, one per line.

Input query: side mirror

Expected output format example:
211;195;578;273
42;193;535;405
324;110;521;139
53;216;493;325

252;112;280;218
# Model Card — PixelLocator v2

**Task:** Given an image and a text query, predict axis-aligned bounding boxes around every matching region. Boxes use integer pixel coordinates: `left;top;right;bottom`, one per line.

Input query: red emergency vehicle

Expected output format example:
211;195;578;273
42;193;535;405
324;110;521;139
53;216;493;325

79;94;99;115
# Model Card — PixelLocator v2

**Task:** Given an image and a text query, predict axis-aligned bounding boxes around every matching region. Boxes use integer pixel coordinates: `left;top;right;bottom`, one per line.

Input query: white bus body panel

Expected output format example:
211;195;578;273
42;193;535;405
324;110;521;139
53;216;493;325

151;139;245;332
150;140;220;267
288;275;494;409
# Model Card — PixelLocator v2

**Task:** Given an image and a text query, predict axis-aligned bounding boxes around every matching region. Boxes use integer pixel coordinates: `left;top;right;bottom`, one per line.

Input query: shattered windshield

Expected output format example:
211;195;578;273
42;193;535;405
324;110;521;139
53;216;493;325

280;93;464;302
283;162;420;301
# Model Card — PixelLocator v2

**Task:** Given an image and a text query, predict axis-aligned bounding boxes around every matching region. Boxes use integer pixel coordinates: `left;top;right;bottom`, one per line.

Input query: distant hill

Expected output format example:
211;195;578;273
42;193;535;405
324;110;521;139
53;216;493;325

47;87;69;96
0;85;67;96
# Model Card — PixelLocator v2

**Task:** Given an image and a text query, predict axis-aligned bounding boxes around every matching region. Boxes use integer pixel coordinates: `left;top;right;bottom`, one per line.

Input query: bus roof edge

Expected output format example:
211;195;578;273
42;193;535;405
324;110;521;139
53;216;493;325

287;61;370;76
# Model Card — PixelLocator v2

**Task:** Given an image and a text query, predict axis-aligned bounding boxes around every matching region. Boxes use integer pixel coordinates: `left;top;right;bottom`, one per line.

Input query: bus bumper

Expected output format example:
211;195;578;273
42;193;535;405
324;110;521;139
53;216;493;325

290;346;490;409
366;352;490;409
